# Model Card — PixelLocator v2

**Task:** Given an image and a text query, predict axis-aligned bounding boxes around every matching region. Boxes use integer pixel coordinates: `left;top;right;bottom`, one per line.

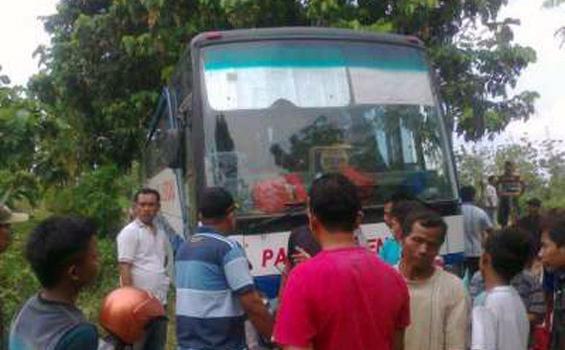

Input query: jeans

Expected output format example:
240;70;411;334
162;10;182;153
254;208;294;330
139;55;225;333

134;317;167;350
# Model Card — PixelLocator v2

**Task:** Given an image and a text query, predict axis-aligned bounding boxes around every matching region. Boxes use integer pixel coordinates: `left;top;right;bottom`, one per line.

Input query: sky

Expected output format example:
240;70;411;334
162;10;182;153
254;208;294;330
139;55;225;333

0;0;564;142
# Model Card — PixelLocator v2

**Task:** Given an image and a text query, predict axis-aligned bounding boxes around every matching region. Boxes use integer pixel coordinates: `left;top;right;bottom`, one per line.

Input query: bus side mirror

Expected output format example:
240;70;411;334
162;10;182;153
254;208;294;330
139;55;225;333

163;129;182;168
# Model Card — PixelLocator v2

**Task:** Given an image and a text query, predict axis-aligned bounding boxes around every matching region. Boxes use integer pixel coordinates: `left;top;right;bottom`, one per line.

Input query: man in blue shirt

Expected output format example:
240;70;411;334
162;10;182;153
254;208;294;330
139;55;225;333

175;187;273;350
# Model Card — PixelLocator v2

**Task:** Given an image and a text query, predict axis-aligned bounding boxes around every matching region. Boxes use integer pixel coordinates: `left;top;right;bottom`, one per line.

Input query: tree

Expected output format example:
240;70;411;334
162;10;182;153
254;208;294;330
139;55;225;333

29;0;538;170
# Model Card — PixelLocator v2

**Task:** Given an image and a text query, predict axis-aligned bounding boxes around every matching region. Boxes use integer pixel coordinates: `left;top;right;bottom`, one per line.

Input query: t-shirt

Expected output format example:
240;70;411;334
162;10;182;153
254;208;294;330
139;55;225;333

497;174;523;196
175;226;255;350
9;294;98;350
469;270;546;317
116;219;171;304
379;237;402;266
274;246;410;350
485;184;498;208
401;268;469;350
462;203;493;257
471;286;529;350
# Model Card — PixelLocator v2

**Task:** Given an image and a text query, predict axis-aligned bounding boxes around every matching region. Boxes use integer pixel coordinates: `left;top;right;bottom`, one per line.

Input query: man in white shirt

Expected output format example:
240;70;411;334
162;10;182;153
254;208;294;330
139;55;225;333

398;209;469;350
471;227;531;350
117;188;171;350
485;176;498;225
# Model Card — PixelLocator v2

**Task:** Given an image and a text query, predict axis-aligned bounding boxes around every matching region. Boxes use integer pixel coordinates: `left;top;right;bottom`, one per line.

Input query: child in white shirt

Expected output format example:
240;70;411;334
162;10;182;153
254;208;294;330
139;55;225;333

471;227;532;350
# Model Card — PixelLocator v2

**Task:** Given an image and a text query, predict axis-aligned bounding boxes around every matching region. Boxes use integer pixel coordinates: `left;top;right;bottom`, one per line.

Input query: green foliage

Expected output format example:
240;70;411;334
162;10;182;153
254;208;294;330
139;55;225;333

45;164;140;236
28;0;538;172
456;137;565;208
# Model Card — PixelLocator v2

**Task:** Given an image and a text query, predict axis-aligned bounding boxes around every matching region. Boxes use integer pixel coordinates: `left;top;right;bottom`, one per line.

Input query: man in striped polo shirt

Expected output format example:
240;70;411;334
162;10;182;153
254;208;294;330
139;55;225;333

175;187;273;350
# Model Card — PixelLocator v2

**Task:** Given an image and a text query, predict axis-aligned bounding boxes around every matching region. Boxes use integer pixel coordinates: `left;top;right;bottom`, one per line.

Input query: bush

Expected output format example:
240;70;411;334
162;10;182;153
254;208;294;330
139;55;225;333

45;164;139;237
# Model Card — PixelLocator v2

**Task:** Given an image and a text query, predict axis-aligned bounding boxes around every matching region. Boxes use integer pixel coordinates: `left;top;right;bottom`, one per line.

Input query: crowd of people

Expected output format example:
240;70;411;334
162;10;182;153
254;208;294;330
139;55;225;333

1;170;565;350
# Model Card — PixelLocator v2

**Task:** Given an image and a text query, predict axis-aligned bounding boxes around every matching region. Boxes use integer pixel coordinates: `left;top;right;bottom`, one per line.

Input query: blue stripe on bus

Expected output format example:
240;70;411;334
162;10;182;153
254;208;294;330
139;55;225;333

204;45;427;72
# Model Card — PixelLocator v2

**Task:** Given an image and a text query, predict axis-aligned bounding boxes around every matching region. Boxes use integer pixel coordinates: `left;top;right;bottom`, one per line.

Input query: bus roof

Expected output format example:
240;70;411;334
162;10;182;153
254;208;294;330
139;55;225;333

191;27;424;50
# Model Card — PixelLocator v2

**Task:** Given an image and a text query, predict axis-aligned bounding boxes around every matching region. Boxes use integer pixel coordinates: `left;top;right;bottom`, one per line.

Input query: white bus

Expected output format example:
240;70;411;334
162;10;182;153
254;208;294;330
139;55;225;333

144;27;463;299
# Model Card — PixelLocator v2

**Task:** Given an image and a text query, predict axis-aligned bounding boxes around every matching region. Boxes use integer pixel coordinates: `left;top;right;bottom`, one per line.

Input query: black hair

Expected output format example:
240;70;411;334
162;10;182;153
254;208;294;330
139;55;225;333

308;173;361;232
542;209;565;247
402;209;447;242
391;200;426;229
26;216;97;288
198;187;235;219
488;175;497;182
133;188;160;203
484;227;532;282
460;186;476;203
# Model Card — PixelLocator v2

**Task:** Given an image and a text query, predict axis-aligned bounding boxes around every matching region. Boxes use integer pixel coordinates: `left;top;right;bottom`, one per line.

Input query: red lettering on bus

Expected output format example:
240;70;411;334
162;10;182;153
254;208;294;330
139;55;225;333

262;249;274;267
274;248;287;266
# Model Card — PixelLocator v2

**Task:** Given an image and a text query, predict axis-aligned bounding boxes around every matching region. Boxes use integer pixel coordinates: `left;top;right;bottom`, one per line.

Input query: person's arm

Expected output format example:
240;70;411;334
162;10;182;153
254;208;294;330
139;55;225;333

116;228;136;286
445;283;470;350
239;290;274;339
393;329;405;350
119;262;133;286
223;244;274;339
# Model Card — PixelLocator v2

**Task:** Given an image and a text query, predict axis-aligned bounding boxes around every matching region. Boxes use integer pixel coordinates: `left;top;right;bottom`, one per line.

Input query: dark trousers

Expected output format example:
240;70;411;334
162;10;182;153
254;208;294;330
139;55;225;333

465;257;480;277
134;317;167;350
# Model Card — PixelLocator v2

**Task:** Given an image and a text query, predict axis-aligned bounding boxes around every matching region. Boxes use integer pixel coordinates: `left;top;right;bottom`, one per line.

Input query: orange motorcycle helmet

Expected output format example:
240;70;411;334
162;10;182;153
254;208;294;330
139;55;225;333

99;287;166;344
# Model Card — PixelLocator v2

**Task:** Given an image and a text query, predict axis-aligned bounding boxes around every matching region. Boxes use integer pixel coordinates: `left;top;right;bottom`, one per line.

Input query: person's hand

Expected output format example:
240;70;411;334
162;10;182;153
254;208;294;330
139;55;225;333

291;246;311;265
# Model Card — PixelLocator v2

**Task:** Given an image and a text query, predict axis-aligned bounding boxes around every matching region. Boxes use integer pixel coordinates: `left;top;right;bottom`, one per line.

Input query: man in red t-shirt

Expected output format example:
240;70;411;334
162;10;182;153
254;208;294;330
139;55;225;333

274;173;410;350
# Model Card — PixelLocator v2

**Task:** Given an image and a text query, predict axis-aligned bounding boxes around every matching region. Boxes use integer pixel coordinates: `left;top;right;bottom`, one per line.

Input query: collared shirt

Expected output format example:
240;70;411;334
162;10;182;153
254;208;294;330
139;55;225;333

116;219;170;304
551;272;565;350
175;226;255;350
462;203;493;257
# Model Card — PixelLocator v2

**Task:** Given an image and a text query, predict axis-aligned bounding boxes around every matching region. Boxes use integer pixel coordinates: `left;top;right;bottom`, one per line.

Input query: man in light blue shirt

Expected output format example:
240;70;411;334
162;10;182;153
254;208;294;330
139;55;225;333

461;186;493;277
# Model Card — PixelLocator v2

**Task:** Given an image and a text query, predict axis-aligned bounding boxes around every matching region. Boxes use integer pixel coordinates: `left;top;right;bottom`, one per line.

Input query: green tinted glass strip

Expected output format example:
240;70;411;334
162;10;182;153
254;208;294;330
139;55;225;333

204;44;427;72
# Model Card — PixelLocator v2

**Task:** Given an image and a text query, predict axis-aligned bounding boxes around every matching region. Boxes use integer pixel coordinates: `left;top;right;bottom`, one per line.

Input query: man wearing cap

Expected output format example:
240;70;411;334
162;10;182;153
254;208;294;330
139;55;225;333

175;187;273;350
0;204;28;350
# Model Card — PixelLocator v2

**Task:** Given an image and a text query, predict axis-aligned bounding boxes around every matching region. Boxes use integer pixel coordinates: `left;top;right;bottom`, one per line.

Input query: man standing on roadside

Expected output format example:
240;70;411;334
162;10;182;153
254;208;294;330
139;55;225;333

175;187;274;350
398;210;469;350
275;174;410;350
0;204;28;350
117;188;171;350
461;186;493;277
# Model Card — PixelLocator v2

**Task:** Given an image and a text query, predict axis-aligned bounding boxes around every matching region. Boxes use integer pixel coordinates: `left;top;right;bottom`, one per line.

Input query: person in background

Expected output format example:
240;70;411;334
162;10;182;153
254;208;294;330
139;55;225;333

9;216;99;350
398;210;469;350
497;161;525;227
485;176;498;226
175;187;273;350
274;174;410;350
538;210;565;350
461;186;493;277
379;199;426;266
517;198;543;256
0;204;28;350
471;228;532;350
116;188;171;350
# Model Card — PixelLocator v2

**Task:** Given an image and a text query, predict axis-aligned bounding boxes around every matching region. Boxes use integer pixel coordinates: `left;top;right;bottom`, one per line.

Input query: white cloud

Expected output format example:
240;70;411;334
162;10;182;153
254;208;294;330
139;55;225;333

0;0;57;86
497;0;565;141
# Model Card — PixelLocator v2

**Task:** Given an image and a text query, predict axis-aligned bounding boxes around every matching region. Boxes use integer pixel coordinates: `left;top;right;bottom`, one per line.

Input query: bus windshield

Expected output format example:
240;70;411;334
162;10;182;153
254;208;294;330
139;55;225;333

199;40;456;215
